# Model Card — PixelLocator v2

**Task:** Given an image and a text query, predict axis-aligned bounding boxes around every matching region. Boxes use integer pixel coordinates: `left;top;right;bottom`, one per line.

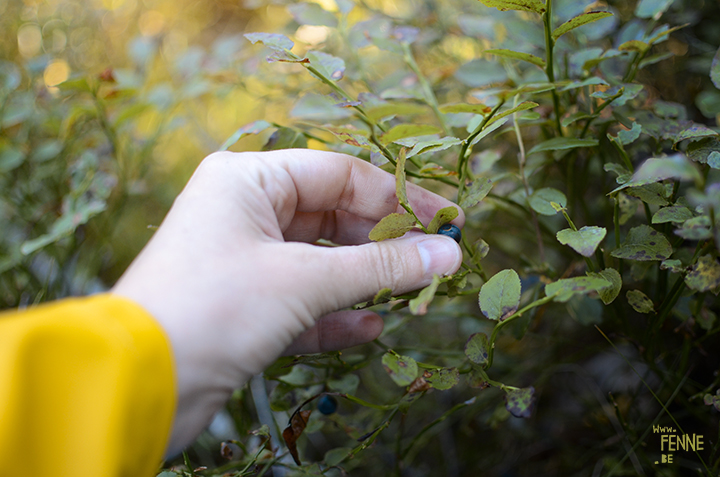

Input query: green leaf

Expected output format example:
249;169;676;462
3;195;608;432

381;353;418;386
219;120;272;151
712;46;720;89
467;119;507;148
685;255;720;292
567;294;603;325
552;11;614;41
427;206;459;234
545;276;611;303
635;0;674;19
306;51;345;81
652;206;693;224
409;274;442;315
610;154;701;194
467;367;489;388
396;147;408;205
675;216;712;240
559;77;609;92
418;162;454;177
673;125;719;148
614;122;643;145
486;101;539;127
562;111;594;127
661;259;685;273
262;127;308;150
325;126;374;150
686;137;720;166
290;93;352;120
472;238;490;261
604;163;632;184
324;447;353;467
364;102;427;122
328;374;360;395
244;32;294;51
460;179;493;209
439;103;492;115
591;84;643;106
287;2;338;27
647;23;690;46
479;269;521;321
373;287;393;305
484;49;545;68
380;124;442;145
425;367;460;390
627;289;655;313
556;226;607;257
588;268;622;305
527;137;598;155
477;0;546;14
407;136;463;158
625;183;671;206
618;40;649;53
610;225;672;261
465;332;490;365
0;146;25;172
504;387;535;418
368;213;417;241
21;199;107;255
529;187;567;216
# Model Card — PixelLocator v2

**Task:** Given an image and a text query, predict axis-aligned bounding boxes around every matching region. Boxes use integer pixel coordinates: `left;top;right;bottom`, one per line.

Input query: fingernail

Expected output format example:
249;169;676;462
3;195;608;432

417;236;462;277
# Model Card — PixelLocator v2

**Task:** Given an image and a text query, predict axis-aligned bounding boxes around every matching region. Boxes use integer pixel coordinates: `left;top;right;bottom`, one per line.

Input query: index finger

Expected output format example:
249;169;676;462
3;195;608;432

256;149;465;228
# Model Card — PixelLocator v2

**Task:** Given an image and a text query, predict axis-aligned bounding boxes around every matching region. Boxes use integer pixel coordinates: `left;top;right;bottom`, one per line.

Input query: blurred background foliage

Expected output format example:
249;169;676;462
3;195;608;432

2;0;720;475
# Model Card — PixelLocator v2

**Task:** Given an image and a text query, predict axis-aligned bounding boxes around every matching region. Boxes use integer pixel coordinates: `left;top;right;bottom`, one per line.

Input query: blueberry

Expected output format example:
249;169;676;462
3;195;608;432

317;395;338;415
437;223;461;243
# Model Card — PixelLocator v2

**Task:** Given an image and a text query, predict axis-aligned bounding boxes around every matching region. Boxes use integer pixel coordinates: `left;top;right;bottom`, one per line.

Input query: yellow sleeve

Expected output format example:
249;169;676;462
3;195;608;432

0;294;177;477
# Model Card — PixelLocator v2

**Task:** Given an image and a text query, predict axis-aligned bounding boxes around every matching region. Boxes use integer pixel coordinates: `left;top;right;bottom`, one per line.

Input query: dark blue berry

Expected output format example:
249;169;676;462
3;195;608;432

317;395;338;415
437;223;461;243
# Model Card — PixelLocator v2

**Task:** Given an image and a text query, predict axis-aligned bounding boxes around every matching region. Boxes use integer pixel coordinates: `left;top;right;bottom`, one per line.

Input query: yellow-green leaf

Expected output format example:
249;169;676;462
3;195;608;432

368;213;417;241
409;275;442;315
479;269;521;321
382;353;418;386
396;147;408;205
425;367;460;390
556;226;607;257
627;289;655;313
618;40;649;53
545;276;611;303
439;103;492;115
685;255;720;292
380;124;442;145
460;178;493;209
477;0;545;14
485;49;545;68
552;11;614;41
610;225;672;261
465;332;490;365
486;101;539;127
373;288;393;305
588;268;622;305
427;206;460;234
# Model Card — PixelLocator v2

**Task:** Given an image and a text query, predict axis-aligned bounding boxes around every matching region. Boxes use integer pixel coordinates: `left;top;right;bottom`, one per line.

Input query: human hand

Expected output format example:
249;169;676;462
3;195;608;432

111;149;464;455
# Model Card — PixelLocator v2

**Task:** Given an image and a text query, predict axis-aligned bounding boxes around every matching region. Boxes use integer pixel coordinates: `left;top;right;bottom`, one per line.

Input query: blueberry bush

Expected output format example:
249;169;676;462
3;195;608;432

3;0;720;475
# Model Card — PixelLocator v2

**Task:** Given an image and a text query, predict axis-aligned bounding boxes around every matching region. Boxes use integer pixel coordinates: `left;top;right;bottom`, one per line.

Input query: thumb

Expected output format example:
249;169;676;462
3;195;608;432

306;233;463;312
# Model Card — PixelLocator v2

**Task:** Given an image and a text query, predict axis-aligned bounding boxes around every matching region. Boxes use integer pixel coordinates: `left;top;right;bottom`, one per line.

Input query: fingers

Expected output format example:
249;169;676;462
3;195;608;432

281;233;462;316
281;210;378;245
282;310;384;356
256;149;465;232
